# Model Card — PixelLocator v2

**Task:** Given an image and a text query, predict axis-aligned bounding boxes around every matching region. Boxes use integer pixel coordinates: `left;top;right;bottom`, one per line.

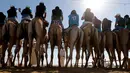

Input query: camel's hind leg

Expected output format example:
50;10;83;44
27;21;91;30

6;39;15;67
13;39;21;66
35;38;41;67
45;43;48;66
49;44;54;67
1;42;8;67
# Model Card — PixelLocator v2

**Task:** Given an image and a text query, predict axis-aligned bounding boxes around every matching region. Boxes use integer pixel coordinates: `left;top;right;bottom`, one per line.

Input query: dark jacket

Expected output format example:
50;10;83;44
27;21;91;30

102;18;111;31
93;17;101;29
21;8;33;18
35;4;46;18
7;7;17;18
52;8;63;20
116;17;125;27
0;12;6;25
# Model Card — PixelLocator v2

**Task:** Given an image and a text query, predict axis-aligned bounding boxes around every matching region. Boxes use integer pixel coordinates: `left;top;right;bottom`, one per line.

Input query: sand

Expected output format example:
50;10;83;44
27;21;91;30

0;67;130;73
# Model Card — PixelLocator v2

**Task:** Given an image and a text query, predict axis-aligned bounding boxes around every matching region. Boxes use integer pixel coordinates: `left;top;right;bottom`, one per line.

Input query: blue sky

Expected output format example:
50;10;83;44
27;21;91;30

0;0;130;29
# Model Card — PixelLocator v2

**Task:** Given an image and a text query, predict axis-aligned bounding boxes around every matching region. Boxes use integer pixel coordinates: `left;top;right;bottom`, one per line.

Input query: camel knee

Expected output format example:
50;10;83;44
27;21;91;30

69;56;72;59
45;54;48;58
76;55;80;60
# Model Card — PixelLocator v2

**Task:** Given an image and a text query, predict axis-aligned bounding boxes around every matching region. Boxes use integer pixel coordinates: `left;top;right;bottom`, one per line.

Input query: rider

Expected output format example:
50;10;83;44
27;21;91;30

81;8;94;29
7;5;18;24
0;12;6;26
65;10;79;32
21;6;33;21
114;14;125;31
35;2;46;20
51;6;64;29
68;10;79;27
124;15;130;30
93;16;101;32
102;18;112;32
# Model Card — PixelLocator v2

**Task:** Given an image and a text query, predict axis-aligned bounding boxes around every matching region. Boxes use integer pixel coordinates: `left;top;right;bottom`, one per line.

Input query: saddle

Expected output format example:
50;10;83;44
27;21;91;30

7;20;14;24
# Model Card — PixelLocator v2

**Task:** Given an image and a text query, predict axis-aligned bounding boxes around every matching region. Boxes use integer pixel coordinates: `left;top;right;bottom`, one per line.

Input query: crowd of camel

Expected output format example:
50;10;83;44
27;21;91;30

0;17;130;69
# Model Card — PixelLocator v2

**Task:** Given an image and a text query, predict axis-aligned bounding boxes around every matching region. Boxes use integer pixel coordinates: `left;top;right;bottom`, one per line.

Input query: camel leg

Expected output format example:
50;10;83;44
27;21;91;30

109;47;114;68
17;53;20;66
28;38;33;67
49;44;54;67
13;39;21;66
41;54;44;67
23;39;28;67
81;48;85;67
45;44;48;66
121;45;128;69
112;49;118;68
58;45;61;67
84;43;90;68
65;45;68;65
35;38;41;67
20;53;24;67
65;44;74;67
117;50;121;68
106;47;112;68
75;42;81;67
91;47;96;67
6;40;14;67
1;42;8;67
40;45;44;67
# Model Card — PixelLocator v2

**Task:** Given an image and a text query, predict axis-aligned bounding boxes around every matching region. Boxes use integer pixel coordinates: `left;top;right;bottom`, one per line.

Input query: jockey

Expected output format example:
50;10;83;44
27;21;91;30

102;18;112;32
66;10;79;32
80;8;94;28
68;10;79;27
0;12;6;26
7;5;18;24
114;14;125;31
51;6;64;29
93;16;101;32
21;6;33;21
35;2;46;20
124;15;130;30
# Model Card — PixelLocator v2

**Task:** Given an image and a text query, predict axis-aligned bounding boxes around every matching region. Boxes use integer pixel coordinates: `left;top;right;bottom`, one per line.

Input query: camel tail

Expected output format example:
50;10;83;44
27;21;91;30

78;29;84;48
113;32;120;50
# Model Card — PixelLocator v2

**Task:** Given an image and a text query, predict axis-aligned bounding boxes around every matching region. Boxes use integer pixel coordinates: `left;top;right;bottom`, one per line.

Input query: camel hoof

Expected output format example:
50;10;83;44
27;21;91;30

81;65;84;68
11;62;14;67
2;63;7;68
74;64;78;68
65;64;68;67
19;63;22;67
48;64;52;67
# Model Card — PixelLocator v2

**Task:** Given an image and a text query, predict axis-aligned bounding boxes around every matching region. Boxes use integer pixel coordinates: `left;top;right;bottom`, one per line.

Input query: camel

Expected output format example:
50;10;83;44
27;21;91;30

48;21;63;67
102;31;118;68
0;24;5;66
114;29;130;69
12;19;31;67
28;17;48;67
40;34;49;67
81;23;100;68
1;19;18;67
63;25;83;67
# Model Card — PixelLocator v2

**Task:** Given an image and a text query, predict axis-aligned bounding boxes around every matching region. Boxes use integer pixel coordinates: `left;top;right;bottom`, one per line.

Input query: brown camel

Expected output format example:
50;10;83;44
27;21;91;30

0;24;5;66
12;19;31;67
28;17;48;67
48;22;63;67
114;29;130;69
2;19;18;67
40;34;49;67
63;25;83;67
102;31;118;68
81;23;100;68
